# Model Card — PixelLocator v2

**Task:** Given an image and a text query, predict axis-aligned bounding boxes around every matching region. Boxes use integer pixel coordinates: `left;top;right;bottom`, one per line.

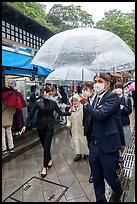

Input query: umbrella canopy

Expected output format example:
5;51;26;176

45;67;96;85
128;82;135;92
31;27;135;73
123;79;135;88
2;86;26;109
90;50;135;73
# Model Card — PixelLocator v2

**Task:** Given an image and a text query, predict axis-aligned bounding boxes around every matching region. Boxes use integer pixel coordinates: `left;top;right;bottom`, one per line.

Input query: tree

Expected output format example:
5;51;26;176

95;9;135;52
124;10;135;21
9;2;56;30
46;4;94;32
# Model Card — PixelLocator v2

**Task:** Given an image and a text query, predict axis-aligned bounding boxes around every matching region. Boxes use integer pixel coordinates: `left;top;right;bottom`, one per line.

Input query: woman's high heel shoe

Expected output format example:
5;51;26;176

48;160;53;169
40;167;47;178
41;173;47;178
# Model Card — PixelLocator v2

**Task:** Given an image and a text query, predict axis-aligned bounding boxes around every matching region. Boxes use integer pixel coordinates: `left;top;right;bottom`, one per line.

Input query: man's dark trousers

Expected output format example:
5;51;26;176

89;142;122;202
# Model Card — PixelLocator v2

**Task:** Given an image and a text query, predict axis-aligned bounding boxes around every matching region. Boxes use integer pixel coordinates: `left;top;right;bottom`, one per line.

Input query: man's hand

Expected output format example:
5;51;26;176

66;125;72;129
120;146;125;153
20;126;26;135
79;94;88;105
69;106;76;112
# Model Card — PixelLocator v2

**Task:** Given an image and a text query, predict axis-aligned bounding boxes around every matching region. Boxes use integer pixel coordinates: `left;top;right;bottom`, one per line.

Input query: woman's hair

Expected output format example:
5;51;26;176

82;81;94;89
114;82;123;89
30;85;36;92
44;86;53;93
69;94;80;104
58;86;64;91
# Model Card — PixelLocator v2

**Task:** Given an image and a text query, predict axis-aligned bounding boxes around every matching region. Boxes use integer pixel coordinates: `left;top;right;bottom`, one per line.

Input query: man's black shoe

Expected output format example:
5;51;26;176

109;190;123;202
83;154;88;160
89;174;93;183
74;154;81;162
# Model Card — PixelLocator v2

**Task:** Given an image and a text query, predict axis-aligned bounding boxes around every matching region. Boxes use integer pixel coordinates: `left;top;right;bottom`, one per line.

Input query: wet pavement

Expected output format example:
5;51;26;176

2;109;135;202
2;127;96;202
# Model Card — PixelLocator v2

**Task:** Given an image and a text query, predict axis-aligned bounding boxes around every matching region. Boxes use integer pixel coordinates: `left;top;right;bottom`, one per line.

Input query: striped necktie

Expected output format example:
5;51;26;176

93;96;100;109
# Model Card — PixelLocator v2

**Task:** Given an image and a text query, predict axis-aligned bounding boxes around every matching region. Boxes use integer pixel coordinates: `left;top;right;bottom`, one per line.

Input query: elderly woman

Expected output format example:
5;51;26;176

66;94;89;162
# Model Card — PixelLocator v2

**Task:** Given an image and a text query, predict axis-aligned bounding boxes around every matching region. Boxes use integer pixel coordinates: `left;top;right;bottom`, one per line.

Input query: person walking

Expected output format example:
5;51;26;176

82;82;96;183
2;100;16;155
21;86;71;178
113;82;132;147
29;85;41;128
58;86;68;124
66;94;89;162
80;73;125;202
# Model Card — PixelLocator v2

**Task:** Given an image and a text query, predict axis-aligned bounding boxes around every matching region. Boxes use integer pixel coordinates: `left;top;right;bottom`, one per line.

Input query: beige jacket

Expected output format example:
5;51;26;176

66;104;88;155
2;101;15;126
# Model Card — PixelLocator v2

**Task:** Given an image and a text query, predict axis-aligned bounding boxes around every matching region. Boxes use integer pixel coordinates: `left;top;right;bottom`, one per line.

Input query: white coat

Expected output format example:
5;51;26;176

66;104;88;155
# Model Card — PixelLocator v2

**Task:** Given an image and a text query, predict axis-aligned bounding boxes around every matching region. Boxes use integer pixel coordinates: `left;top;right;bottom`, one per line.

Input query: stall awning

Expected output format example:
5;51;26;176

38;66;52;75
2;49;52;76
2;50;33;70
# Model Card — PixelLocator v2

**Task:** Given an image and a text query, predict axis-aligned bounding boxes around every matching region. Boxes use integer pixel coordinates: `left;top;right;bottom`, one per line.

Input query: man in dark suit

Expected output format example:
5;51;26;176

80;73;125;202
29;85;41;128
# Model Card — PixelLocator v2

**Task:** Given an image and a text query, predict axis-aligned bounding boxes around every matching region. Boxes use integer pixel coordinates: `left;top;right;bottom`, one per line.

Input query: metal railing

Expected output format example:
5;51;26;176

105;127;135;202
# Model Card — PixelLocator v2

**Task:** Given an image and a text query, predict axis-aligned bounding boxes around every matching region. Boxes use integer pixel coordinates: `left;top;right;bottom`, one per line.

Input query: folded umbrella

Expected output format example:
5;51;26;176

2;86;26;109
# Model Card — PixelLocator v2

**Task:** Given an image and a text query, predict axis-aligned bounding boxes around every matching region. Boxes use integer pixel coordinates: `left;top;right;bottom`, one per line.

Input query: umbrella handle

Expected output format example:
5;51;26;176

2;104;8;112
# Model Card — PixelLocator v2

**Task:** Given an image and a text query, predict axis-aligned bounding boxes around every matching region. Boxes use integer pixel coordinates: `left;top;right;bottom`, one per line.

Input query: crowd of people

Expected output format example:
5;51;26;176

2;73;134;202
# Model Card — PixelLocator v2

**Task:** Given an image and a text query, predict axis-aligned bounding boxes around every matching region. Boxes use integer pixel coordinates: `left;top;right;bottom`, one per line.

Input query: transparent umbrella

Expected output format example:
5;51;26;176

45;67;96;85
90;50;135;73
31;27;135;72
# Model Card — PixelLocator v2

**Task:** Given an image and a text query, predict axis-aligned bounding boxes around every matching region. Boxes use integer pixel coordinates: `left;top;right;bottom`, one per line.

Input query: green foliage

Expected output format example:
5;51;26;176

46;4;94;32
7;3;135;53
9;2;48;27
95;9;135;52
124;10;135;21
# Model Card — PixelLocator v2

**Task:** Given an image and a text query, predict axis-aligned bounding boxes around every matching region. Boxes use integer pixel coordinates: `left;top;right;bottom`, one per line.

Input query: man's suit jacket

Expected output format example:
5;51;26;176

84;90;125;153
83;96;95;146
25;97;70;130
